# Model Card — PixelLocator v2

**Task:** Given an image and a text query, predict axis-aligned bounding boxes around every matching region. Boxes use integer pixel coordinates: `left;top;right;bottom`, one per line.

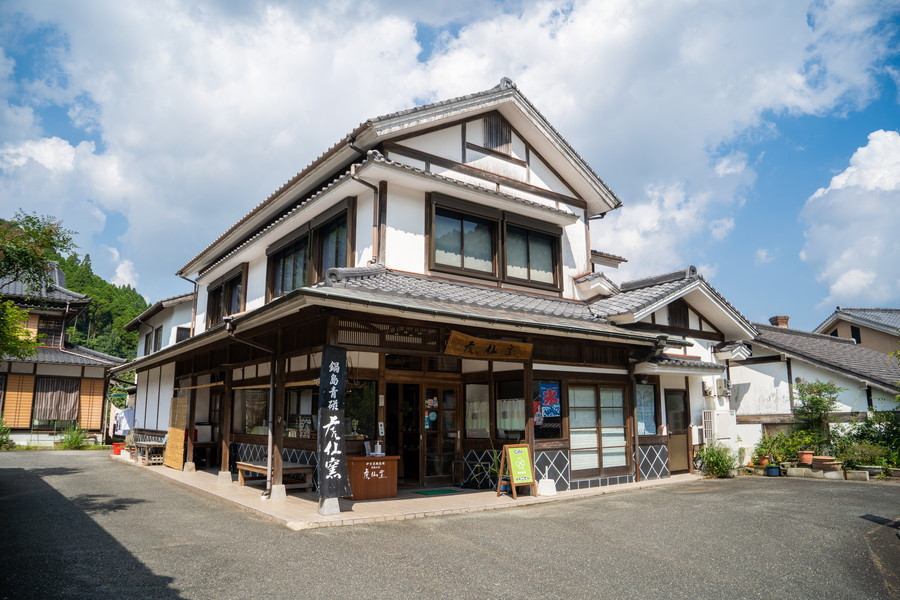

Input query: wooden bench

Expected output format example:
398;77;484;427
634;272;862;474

235;460;315;490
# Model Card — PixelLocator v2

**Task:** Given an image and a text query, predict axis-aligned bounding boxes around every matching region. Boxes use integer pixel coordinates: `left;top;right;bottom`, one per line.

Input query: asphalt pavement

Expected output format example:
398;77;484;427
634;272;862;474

1;450;898;600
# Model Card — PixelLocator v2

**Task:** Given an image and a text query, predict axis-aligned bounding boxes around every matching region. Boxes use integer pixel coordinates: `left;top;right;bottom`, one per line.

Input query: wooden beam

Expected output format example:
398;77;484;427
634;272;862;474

220;368;232;475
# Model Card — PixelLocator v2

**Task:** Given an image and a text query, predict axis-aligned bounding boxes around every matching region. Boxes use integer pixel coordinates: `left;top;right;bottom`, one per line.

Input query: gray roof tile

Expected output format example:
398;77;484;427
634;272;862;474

6;344;125;367
649;356;724;371
0;277;88;304
751;324;900;393
814;307;900;336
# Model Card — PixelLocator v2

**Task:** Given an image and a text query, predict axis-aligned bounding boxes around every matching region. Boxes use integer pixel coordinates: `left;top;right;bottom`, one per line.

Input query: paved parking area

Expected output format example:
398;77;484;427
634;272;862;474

1;450;898;600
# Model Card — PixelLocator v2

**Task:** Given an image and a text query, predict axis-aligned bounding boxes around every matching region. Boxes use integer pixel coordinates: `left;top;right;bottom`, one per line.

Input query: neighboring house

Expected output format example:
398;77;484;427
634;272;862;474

728;316;900;457
125;292;194;358
812;307;900;354
113;79;755;495
0;265;125;446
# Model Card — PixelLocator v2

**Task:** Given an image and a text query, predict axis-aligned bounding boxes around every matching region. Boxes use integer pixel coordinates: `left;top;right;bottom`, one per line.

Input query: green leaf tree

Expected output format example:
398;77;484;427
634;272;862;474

0;211;76;358
792;379;843;453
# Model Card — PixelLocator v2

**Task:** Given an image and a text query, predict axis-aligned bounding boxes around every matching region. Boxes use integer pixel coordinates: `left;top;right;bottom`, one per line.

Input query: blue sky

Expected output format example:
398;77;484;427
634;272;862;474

0;1;898;332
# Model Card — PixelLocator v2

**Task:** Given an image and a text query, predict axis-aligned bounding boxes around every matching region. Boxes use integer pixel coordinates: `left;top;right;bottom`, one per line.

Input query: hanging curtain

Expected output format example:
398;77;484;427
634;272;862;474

33;377;80;421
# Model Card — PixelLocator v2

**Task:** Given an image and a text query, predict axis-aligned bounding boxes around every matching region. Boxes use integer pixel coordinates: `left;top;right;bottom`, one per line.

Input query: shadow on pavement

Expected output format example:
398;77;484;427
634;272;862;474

0;468;184;600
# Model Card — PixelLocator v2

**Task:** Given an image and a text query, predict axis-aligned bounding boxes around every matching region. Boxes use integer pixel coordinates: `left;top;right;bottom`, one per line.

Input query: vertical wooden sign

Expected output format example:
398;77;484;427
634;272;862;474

317;345;352;501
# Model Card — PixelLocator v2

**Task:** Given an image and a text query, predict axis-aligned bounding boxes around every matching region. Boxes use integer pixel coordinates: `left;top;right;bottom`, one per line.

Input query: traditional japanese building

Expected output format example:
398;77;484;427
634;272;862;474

1;265;124;446
113;79;754;495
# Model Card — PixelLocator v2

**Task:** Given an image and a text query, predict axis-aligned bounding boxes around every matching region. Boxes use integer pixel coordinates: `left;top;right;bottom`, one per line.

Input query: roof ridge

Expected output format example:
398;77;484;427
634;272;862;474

619;266;698;292
755;323;858;344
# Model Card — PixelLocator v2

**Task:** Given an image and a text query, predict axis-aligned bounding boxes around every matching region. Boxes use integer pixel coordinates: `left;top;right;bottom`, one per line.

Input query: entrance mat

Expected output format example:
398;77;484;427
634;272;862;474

413;489;463;496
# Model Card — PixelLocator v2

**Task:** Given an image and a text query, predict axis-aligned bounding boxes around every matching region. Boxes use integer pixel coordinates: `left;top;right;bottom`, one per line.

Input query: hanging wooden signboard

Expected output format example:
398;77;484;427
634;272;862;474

163;396;189;470
444;330;533;360
496;444;537;499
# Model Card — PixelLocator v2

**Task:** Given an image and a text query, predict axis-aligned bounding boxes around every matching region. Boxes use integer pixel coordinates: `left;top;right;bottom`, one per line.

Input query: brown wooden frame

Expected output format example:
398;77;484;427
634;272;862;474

566;378;633;479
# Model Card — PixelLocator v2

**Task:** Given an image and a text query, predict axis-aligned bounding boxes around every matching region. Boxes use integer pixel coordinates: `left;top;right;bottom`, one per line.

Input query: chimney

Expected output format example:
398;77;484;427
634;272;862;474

769;315;790;328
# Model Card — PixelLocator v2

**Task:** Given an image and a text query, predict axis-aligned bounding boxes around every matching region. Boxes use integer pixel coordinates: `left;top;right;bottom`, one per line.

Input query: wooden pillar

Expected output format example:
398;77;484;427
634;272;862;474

272;350;285;487
523;361;534;448
632;374;641;483
220;368;232;475
186;376;197;468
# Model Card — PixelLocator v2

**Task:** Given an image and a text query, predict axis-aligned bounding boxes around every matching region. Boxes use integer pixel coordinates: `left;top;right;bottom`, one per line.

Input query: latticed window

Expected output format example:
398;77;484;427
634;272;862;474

37;316;64;348
483;112;512;154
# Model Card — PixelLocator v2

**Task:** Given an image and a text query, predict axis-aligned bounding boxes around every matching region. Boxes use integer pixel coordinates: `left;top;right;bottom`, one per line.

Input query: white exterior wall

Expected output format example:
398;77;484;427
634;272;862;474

403;125;462;161
356;189;375;265
790;361;870;413
137;301;192;357
384;184;426;273
245;254;267;312
135;362;176;432
729;355;791;415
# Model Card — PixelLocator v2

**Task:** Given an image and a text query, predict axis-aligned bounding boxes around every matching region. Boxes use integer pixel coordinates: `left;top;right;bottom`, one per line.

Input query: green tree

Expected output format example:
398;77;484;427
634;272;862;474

792;379;842;453
0;211;76;358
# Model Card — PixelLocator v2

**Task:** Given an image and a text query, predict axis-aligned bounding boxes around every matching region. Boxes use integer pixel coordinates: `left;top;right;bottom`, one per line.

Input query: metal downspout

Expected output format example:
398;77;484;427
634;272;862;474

179;275;199;337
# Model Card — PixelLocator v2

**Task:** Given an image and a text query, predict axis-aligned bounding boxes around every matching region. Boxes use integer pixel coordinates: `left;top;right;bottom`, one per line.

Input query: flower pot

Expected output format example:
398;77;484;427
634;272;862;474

797;450;813;465
112;443;125;455
757;456;770;467
766;465;780;477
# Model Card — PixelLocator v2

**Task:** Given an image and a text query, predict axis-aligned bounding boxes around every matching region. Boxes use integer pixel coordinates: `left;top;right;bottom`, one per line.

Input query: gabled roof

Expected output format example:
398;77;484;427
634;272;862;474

124;292;193;332
5;343;125;367
750;324;900;394
813;307;900;338
586;266;756;340
590;250;628;266
178;78;621;278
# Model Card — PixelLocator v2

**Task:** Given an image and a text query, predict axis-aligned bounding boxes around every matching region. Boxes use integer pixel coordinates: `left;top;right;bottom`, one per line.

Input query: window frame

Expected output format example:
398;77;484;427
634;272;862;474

265;200;354;301
37;315;64;348
567;382;632;479
152;326;162;352
502;221;561;291
428;196;500;280
206;263;248;329
427;193;563;291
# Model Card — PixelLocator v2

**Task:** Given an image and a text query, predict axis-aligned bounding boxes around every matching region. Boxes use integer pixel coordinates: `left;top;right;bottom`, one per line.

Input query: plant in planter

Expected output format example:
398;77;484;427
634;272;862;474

695;442;738;478
753;435;775;466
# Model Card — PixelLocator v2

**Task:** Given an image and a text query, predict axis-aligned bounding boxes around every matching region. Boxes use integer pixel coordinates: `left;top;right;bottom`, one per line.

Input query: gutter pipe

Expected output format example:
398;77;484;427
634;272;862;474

179;275;199;337
349;147;380;265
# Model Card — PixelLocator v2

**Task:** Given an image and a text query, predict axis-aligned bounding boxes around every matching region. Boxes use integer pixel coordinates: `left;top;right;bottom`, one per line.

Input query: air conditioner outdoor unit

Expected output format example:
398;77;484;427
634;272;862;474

716;378;732;397
702;409;736;444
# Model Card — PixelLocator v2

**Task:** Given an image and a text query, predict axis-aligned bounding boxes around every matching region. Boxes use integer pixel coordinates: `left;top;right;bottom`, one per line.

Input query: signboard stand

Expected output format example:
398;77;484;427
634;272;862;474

496;444;537;499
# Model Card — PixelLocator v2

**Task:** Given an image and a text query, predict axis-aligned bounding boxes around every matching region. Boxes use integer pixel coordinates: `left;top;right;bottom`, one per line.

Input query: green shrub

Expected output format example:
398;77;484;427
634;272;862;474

792;380;842;452
0;415;12;450
839;442;889;470
696;443;737;478
58;426;88;450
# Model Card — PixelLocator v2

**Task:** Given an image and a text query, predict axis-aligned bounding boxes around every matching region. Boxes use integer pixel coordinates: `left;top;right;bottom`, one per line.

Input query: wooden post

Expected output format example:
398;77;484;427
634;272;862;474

185;376;197;471
219;367;232;478
272;351;285;487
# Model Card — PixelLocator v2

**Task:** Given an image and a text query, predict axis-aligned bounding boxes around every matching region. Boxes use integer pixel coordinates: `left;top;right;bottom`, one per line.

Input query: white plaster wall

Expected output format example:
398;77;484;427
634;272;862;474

468;150;527;181
735;423;763;463
529;153;575;197
356;190;375;265
384;184;426;273
466;119;484;146
84;367;105;379
195;286;209;334
790;361;870;412
562;217;588;299
35;364;81;377
144;367;160;430
157;362;176;430
165;302;193;347
729;358;790;415
510;131;527;162
872;389;896;411
245;254;267;312
402;125;462;162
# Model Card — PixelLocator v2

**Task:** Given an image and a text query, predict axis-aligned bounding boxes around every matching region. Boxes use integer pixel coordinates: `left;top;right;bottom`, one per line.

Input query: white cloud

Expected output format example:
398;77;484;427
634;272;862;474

709;218;735;241
801;129;900;306
755;248;775;264
106;246;139;288
0;0;895;301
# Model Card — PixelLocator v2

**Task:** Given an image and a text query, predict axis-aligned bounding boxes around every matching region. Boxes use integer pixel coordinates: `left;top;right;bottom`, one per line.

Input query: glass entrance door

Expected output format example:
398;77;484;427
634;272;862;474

424;387;458;484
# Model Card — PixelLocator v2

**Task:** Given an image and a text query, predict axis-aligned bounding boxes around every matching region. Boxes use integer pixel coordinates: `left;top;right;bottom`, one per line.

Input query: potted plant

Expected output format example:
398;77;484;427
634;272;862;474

753;436;774;468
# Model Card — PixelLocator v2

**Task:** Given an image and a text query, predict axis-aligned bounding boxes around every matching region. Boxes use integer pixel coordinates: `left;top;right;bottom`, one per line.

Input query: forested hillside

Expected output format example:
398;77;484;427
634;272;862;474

55;254;149;360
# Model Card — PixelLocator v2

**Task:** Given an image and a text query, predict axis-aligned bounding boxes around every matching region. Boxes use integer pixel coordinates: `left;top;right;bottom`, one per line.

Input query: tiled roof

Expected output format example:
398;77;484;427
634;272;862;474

751;324;900;393
5;343;125;367
125;292;193;331
0;276;88;305
649;356;724;371
590;250;628;264
315;265;665;343
814;307;900;337
588;267;756;334
573;271;620;292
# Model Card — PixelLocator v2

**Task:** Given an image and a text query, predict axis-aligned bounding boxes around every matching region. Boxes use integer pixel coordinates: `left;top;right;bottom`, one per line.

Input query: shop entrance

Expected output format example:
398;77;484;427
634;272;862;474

385;382;459;486
665;389;691;473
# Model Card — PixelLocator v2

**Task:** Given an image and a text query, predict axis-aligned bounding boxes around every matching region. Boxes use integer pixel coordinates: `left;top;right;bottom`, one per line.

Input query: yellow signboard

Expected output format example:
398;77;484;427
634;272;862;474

444;330;533;360
496;444;538;499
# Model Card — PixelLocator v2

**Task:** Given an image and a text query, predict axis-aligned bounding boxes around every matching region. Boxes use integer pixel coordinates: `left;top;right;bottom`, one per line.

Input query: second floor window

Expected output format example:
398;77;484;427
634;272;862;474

434;208;495;274
317;213;347;276
37;316;64;348
207;267;245;328
272;236;308;298
505;225;556;285
153;326;162;352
